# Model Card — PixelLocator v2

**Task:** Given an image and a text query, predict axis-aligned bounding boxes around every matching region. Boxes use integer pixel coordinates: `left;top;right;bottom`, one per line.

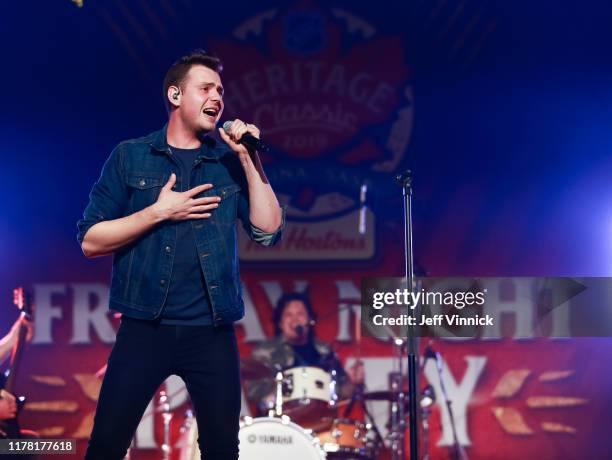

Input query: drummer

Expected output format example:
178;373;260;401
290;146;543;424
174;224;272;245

246;292;364;412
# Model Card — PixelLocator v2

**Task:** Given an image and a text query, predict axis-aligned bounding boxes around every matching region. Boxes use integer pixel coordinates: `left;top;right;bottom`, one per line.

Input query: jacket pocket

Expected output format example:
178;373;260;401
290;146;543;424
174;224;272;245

126;173;167;210
213;184;241;226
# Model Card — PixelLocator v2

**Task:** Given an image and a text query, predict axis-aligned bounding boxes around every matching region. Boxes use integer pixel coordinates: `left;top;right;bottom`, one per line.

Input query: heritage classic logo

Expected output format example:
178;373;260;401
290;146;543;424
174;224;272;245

211;3;414;263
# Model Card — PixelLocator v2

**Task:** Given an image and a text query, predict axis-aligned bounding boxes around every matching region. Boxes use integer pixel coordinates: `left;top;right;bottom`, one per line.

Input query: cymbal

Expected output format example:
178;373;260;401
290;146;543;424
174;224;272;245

240;358;272;380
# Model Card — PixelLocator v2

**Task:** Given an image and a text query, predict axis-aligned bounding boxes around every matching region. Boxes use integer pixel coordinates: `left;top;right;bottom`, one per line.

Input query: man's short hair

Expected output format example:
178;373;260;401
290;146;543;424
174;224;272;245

162;49;223;112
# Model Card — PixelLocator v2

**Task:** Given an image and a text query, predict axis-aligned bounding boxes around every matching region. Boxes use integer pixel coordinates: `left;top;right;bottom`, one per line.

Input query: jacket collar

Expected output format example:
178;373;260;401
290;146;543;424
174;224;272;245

148;124;225;160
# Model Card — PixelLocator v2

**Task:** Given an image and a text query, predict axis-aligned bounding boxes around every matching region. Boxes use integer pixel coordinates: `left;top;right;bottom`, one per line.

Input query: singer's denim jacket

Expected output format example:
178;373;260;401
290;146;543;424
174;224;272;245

77;125;284;325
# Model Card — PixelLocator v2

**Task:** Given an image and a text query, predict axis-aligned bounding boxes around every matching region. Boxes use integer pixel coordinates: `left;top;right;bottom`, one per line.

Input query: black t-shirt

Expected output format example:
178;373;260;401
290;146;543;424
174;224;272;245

291;342;323;367
290;341;346;380
160;146;212;325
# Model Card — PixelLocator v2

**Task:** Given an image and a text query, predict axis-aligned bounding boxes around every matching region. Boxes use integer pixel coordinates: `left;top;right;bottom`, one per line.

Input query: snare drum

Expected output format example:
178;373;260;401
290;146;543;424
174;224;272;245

178;415;327;460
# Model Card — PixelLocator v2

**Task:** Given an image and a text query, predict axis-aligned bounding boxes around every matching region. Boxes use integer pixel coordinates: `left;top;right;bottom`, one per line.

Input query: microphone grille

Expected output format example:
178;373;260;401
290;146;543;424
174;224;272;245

222;120;233;132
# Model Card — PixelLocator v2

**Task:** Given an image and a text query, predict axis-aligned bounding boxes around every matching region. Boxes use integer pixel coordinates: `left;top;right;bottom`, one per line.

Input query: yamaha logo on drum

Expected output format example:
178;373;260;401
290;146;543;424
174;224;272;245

249;434;294;445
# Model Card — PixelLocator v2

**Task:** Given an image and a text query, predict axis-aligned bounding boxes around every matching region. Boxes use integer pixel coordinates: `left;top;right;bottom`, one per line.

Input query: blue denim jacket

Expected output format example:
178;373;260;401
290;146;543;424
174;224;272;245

77;125;284;325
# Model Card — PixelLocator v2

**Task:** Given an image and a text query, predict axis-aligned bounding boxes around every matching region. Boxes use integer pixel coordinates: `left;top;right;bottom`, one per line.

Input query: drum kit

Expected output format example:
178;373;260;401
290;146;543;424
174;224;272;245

108;337;464;460
172;305;460;460
177;362;384;460
172;338;467;460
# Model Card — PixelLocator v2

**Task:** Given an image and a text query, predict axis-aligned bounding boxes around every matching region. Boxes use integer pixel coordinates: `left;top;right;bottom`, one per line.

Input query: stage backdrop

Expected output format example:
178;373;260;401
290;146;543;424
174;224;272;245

1;1;612;459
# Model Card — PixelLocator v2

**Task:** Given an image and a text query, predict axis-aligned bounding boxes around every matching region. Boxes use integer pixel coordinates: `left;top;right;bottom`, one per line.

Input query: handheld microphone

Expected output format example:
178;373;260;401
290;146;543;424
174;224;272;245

295;325;305;337
222;120;269;152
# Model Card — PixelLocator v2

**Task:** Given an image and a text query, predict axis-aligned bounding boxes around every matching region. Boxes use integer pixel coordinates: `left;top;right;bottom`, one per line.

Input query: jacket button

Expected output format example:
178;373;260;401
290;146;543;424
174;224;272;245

160;279;166;286
165;246;171;253
139;179;146;186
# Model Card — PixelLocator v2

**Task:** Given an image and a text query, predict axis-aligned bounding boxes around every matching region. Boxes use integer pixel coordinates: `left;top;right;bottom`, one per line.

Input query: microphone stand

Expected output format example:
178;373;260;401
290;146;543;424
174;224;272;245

428;346;467;460
397;170;419;460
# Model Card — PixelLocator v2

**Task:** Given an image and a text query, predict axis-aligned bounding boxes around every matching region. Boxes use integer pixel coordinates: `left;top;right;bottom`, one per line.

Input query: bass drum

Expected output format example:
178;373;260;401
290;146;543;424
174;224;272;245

178;415;327;460
239;416;326;459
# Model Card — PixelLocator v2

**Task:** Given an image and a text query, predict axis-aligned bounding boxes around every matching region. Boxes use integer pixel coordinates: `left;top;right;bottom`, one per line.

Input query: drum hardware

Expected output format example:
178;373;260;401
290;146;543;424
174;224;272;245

158;390;173;460
424;343;468;460
387;365;406;459
274;369;284;417
315;418;375;459
178;409;195;443
336;381;383;459
177;410;199;460
420;384;436;460
329;369;338;407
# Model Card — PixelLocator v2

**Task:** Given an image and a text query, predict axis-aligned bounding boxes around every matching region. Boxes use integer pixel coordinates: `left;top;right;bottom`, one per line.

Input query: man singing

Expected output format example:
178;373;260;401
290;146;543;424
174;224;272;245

77;50;283;460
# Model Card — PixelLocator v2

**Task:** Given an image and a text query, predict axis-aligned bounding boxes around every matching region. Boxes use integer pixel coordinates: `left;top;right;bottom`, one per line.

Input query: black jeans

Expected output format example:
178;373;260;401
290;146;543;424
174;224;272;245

84;317;241;460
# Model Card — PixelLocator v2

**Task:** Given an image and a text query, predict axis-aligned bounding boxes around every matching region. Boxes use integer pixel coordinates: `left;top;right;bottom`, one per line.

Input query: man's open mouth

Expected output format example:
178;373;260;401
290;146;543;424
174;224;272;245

202;108;219;118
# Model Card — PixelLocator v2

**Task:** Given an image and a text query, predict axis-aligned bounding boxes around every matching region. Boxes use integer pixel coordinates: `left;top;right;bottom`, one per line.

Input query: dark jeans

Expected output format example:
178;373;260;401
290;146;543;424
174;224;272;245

85;317;241;460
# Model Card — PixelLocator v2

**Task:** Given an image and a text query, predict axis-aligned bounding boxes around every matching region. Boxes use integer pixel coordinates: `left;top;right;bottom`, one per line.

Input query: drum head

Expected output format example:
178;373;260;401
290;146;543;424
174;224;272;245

239;417;326;460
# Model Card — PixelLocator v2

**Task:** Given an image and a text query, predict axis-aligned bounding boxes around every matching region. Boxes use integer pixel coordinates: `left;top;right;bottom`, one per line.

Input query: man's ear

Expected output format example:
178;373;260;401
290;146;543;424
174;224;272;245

167;86;181;108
